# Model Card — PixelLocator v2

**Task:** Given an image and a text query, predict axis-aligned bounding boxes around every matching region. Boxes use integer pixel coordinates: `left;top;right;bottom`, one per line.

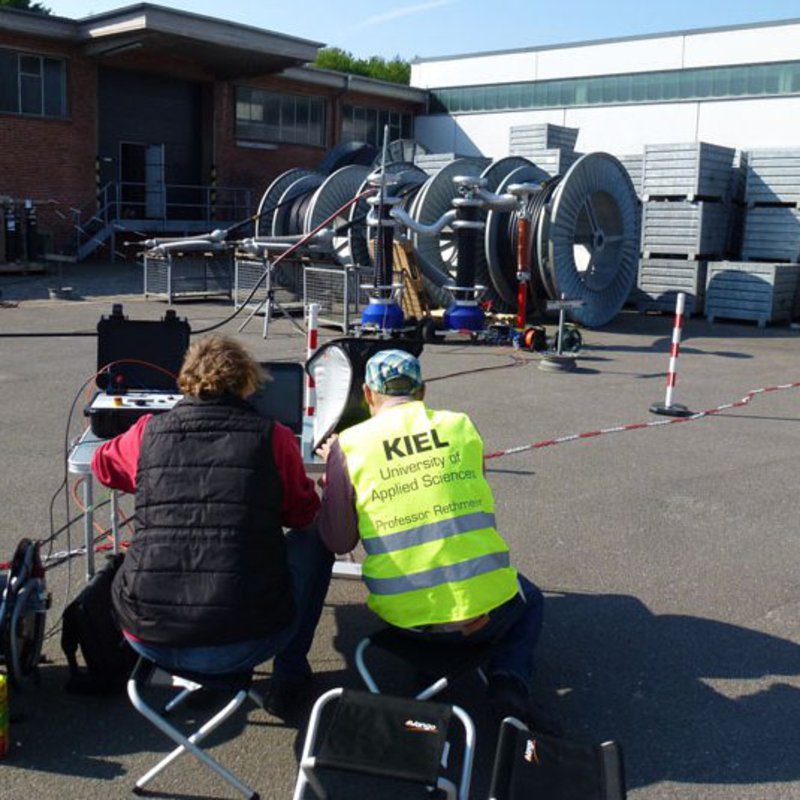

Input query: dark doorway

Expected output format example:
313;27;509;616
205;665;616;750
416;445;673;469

98;69;203;220
120;142;165;220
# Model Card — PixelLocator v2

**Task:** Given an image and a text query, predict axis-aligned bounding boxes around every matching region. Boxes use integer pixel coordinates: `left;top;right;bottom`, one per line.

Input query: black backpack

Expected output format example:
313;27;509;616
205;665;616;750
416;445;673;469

60;553;138;695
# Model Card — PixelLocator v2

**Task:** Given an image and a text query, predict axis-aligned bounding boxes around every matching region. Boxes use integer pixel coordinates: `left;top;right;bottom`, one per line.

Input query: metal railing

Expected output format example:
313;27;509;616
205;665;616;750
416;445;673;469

70;182;253;260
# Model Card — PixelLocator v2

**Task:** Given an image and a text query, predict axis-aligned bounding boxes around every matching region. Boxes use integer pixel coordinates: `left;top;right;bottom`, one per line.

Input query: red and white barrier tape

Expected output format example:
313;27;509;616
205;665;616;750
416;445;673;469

484;380;800;460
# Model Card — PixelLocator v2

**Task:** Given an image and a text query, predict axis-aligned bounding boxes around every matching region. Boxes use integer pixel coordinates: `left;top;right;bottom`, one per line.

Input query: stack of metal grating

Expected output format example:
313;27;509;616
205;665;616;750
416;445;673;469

704;148;800;326
508;123;581;177
637;142;739;316
618;154;644;196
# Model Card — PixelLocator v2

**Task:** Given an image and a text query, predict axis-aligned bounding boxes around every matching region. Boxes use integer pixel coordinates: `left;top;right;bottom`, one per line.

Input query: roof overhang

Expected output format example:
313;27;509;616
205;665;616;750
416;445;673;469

280;66;429;105
1;3;322;79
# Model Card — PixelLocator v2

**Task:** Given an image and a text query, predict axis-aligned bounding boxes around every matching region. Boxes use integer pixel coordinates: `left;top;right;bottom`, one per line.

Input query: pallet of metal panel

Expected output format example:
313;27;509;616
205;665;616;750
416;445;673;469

636;258;708;315
508;123;579;153
506;146;581;177
741;206;800;263
731;150;749;204
642;142;737;202
745;148;800;206
640;200;731;260
413;153;490;175
705;261;800;327
618;154;643;196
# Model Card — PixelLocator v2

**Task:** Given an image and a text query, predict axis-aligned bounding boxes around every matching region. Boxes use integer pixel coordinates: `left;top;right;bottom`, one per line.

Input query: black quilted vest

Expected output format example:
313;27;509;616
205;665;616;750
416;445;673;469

112;394;294;646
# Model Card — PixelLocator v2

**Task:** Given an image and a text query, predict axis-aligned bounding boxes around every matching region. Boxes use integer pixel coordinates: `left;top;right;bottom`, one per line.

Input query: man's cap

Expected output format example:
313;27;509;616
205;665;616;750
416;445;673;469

365;349;422;396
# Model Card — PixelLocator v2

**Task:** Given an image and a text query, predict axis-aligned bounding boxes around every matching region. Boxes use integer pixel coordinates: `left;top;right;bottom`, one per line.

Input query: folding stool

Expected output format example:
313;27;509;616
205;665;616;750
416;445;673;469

488;716;626;800
127;656;264;799
293;687;475;800
356;626;498;699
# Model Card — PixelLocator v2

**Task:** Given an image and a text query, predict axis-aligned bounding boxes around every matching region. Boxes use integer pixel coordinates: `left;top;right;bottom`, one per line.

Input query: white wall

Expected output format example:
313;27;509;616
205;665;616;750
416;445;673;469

696;97;800;148
410;20;800;89
413;97;800;159
535;36;683;80
683;23;800;68
411;51;537;88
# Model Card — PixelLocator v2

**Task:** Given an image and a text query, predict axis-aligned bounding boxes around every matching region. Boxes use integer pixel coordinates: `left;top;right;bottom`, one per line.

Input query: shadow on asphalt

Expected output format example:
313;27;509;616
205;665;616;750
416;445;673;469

8;594;800;795
539;591;800;790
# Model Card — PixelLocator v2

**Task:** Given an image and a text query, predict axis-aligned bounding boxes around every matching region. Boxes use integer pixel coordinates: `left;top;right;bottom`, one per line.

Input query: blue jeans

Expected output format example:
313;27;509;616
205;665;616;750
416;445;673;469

125;525;334;681
393;574;544;692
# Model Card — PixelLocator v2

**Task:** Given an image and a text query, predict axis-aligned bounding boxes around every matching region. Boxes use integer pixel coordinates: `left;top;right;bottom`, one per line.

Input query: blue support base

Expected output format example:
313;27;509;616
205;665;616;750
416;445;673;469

361;298;405;331
443;302;485;332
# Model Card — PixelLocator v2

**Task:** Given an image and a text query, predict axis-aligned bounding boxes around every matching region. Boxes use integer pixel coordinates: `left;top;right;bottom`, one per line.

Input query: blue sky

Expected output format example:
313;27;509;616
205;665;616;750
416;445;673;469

47;0;800;61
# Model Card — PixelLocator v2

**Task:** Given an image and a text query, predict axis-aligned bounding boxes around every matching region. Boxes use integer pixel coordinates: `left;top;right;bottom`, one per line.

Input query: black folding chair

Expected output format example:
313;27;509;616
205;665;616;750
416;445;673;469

488;716;626;800
356;627;498;700
293;687;476;800
127;656;264;799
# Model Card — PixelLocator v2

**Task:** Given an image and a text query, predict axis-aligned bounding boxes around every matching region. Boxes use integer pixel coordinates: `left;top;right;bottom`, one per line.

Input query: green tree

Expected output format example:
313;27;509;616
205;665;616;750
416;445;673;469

0;0;52;12
313;47;410;86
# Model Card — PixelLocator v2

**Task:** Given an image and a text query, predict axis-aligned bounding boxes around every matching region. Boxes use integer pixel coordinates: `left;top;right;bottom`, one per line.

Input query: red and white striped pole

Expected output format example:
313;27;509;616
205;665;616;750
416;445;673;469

303;302;320;459
650;292;692;417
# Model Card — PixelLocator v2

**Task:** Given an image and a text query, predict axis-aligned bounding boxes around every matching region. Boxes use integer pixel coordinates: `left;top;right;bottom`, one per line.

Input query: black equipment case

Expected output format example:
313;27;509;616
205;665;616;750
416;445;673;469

85;304;190;439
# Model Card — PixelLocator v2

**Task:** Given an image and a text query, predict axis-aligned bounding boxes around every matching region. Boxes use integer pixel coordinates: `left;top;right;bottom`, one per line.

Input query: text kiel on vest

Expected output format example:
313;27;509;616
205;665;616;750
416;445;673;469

383;429;450;461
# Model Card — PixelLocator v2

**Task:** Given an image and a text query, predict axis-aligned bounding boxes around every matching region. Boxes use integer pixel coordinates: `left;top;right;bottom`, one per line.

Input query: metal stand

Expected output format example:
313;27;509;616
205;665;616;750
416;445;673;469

539;296;584;371
236;257;306;339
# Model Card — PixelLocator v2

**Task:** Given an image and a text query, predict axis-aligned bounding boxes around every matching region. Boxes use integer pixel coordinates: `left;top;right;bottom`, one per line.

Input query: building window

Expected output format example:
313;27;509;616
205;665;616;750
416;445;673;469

0;49;66;117
235;87;325;146
341;104;413;147
429;59;800;114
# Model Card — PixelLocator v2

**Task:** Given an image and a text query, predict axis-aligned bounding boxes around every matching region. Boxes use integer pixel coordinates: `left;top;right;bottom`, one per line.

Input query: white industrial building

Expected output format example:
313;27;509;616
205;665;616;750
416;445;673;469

409;18;800;158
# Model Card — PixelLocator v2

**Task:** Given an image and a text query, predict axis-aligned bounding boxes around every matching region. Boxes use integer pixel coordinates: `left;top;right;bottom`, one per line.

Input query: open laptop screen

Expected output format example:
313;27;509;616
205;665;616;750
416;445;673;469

247;362;304;435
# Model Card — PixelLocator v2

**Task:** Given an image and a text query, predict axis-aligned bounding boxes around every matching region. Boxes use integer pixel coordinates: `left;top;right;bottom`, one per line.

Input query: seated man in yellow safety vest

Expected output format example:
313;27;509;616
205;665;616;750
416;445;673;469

318;348;550;727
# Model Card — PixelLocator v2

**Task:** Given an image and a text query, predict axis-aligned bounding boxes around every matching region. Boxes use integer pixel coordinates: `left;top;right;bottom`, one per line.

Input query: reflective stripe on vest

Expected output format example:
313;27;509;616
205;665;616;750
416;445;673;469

339;401;519;627
363;550;510;595
361;511;497;555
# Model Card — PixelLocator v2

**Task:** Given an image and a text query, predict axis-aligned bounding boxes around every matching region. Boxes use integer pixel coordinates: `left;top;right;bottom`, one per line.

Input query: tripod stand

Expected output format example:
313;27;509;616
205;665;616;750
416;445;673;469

235;254;306;340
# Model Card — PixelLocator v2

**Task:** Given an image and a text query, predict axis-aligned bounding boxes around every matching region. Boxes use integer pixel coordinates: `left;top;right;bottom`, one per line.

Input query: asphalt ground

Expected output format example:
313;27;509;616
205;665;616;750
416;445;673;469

1;262;800;799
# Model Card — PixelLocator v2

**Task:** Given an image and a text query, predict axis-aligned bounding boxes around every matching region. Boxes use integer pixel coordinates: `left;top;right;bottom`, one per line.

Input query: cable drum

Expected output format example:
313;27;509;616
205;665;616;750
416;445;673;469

271;173;324;237
545;153;640;327
483;162;550;310
484;153;639;327
371;139;431;166
410;158;487;307
269;172;324;294
475;158;544;312
304;165;371;266
347;163;427;268
254;168;316;238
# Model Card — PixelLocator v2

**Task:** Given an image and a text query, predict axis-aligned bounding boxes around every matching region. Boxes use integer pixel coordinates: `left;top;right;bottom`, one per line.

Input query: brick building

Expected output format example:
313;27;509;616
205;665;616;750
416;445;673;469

0;3;426;259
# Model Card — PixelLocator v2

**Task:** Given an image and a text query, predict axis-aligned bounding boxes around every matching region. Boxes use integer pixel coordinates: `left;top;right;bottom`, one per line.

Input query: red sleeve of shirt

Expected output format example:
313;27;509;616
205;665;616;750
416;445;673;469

271;421;320;528
91;414;152;494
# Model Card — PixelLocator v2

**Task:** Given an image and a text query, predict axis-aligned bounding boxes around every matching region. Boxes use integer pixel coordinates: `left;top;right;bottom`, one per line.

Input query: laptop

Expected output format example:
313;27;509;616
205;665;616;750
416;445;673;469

248;362;305;442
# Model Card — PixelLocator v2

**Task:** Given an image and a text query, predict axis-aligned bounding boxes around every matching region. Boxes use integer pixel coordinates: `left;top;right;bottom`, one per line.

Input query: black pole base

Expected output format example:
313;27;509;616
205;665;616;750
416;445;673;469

649;402;693;417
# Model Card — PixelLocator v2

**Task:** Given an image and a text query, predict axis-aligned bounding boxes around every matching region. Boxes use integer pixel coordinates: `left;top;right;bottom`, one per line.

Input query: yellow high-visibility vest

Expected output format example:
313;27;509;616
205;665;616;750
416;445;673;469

338;401;519;628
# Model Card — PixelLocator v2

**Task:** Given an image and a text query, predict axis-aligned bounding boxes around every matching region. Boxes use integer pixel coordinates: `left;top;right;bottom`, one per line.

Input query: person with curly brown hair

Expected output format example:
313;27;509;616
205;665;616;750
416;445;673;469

92;335;331;717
